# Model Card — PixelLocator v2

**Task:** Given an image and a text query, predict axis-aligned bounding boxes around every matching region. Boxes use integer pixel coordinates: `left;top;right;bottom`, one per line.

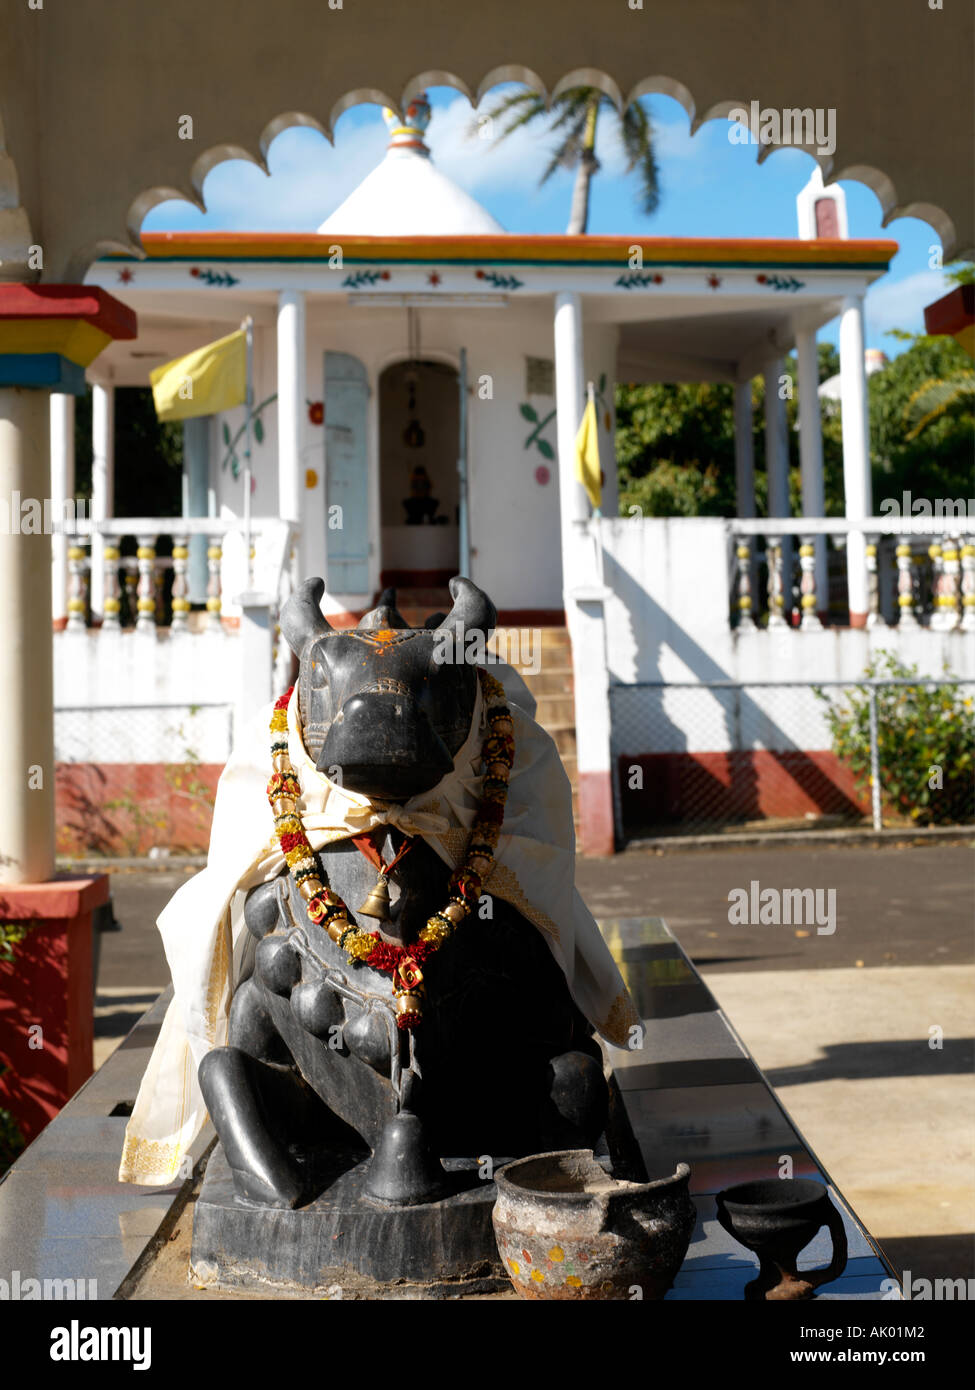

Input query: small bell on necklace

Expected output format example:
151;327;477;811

358;874;392;921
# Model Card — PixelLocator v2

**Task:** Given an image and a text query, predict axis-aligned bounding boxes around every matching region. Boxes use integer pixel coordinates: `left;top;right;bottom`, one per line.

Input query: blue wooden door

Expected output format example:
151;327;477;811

324;351;370;594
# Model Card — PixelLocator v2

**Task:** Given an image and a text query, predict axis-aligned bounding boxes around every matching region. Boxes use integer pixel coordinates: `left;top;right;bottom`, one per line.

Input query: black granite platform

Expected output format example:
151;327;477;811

191;1145;506;1294
0;917;902;1300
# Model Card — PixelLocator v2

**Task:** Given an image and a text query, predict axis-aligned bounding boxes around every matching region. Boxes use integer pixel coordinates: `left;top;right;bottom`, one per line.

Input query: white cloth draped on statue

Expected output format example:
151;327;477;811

119;670;639;1186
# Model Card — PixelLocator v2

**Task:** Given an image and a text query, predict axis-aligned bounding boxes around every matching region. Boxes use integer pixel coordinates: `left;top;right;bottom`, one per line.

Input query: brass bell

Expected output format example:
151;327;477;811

357;874;391;921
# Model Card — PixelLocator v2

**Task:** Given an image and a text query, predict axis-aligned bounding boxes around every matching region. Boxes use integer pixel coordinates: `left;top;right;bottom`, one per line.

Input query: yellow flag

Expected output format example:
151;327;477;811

150;329;246;421
574;390;602;511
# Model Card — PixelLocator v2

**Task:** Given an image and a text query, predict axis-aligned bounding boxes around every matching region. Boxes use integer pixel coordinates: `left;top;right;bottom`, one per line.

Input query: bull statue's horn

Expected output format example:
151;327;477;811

280;577;334;655
434;576;497;644
360;587;411;631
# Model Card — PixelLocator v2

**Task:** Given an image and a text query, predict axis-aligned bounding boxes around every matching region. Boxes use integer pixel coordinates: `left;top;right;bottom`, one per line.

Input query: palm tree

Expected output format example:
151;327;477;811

478;87;661;234
903;371;974;441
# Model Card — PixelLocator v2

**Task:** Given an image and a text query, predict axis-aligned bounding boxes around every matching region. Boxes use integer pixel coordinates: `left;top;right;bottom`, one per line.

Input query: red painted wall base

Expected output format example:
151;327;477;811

578;769;616;857
56;762;222;856
619;749;870;829
0;875;109;1144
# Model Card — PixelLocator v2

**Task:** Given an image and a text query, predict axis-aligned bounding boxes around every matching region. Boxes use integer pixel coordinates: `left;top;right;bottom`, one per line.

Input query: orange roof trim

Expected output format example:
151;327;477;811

124;232;898;270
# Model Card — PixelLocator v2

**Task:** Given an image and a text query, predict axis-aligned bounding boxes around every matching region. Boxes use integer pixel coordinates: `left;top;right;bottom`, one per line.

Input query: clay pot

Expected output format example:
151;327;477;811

715;1178;848;1300
493;1149;695;1300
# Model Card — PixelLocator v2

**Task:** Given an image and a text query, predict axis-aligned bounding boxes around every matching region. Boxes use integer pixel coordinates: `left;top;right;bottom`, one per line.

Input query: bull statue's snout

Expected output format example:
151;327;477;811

318;689;454;801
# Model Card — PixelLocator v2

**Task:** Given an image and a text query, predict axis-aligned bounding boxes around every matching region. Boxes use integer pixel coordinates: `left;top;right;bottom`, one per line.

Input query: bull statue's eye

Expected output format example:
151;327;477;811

308;654;328;689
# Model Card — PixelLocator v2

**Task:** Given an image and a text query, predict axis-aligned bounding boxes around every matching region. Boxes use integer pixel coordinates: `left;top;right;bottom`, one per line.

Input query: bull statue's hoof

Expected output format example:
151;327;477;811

364;1112;450;1207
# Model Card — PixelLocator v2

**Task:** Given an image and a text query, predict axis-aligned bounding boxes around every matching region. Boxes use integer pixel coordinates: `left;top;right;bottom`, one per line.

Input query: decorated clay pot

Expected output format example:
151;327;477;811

492;1149;695;1300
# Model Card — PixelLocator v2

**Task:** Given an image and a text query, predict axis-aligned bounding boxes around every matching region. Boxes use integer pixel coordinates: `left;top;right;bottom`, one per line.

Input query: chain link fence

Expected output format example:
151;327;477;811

610;677;975;841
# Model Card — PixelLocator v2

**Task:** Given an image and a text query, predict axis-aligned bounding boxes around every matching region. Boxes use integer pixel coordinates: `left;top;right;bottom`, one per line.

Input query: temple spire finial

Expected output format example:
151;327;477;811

382;93;432;156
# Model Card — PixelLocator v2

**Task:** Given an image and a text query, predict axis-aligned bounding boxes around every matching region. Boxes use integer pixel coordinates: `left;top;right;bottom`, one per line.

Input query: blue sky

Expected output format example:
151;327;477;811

144;88;962;360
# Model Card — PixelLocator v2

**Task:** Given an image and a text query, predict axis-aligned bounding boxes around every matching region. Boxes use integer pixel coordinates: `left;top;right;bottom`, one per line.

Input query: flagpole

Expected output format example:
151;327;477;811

243;316;253;587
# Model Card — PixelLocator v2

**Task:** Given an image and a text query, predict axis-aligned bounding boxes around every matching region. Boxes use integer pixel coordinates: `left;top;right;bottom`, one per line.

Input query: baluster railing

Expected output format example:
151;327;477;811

927;539;946;629
961;540;975;633
765;536;787;628
102;540;121;630
798;534;823;630
735;539;756;629
135;534;157;633
895;541;919;628
940;534;961;631
170;534;190;632
206;536;223;630
66;538;89;632
865;536;885;629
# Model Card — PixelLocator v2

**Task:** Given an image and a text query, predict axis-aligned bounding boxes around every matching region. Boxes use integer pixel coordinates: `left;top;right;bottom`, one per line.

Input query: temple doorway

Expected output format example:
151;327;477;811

378;358;460;588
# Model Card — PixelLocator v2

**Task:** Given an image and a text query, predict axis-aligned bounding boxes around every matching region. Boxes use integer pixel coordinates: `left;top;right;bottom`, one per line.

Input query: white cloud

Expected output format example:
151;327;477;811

866;268;951;340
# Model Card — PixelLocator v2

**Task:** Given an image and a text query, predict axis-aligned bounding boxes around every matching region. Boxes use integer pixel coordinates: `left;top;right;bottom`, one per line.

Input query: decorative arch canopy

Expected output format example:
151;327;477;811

0;0;971;282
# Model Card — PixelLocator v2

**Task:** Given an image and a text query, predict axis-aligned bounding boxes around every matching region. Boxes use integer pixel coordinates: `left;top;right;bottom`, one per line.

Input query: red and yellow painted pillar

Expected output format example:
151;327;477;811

0;285;135;1133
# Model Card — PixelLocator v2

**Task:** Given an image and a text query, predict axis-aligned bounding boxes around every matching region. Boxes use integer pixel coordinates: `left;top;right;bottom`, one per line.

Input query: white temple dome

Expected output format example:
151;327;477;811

318;94;506;237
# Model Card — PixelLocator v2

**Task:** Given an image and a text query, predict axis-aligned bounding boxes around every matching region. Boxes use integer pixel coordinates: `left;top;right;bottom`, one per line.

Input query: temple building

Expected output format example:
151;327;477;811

80;95;894;622
56;95;971;856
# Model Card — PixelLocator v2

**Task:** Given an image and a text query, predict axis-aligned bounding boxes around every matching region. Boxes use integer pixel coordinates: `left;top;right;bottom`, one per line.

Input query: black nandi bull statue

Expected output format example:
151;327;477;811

198;576;608;1211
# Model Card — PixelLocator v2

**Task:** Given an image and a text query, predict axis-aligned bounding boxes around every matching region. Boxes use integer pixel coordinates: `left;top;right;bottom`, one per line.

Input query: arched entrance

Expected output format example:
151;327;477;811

378;358;460;588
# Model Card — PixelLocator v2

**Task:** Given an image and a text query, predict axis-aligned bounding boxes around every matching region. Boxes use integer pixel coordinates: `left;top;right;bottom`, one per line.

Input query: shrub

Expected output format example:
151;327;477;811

816;652;974;826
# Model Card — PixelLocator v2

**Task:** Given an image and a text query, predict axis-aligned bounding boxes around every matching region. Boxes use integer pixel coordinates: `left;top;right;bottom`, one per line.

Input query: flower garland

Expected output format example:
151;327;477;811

267;668;513;1030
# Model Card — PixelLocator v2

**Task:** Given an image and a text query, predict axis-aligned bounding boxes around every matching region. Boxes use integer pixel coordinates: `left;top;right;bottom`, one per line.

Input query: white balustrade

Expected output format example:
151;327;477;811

58;519;299;645
731;515;975;634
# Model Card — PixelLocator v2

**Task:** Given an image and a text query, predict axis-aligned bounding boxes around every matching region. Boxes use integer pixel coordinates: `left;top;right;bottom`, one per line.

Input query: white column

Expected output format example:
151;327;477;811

733;380;755;518
50;392;75;626
0;389;56;883
839;294;873;626
795;327;828;616
763;357;792;620
276;290;315;577
763;357;790;520
90;382;115;620
554;291;589;595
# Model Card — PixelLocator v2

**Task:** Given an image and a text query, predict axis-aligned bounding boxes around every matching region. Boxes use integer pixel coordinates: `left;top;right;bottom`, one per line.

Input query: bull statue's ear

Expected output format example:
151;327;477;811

434;576;497;644
280;577;334;656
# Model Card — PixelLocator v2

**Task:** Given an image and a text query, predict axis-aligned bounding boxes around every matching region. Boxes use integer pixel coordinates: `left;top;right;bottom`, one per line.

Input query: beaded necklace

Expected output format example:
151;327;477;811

267;667;513;1030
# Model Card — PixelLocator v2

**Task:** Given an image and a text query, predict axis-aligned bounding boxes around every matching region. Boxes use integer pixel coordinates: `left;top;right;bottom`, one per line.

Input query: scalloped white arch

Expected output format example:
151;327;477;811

89;68;967;272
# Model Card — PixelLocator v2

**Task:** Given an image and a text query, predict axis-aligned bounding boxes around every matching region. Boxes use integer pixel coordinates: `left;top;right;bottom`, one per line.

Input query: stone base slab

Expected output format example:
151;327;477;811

190;1143;508;1296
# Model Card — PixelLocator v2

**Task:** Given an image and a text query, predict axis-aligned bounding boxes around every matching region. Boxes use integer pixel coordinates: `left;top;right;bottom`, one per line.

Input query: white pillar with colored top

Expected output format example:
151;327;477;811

763;356;792;625
277;290;321;581
50;391;75;627
89;381;115;621
553;290;614;855
795;326;828;620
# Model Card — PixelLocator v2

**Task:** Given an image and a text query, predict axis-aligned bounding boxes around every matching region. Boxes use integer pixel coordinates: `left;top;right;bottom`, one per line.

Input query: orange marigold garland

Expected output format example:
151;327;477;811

267;670;512;1030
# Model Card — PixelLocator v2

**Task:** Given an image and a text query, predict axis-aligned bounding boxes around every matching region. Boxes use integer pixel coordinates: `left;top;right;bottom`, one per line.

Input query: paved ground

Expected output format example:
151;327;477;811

94;841;974;1285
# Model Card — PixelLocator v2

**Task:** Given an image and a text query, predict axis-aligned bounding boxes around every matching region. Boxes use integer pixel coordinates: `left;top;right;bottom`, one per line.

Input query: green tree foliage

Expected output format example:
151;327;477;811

617;335;973;518
618;344;843;517
868;334;974;507
75;387;183;518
